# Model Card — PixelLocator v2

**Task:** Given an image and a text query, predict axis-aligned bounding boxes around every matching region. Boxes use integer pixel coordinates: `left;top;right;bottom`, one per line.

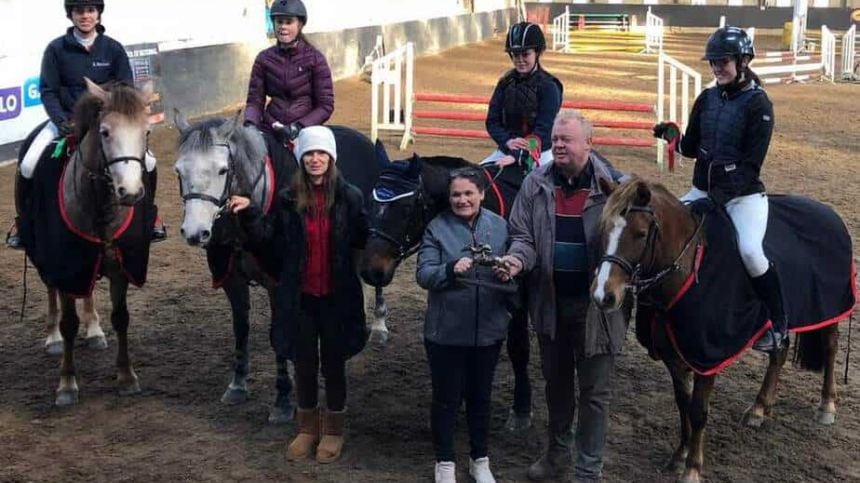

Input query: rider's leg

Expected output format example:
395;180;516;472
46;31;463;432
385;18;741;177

480;149;506;166
725;193;786;352
7;122;58;248
144;152;167;242
679;186;709;204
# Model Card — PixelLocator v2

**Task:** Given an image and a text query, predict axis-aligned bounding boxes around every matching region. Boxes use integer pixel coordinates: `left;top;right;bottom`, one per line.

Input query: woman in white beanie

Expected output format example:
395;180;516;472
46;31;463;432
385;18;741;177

228;126;369;464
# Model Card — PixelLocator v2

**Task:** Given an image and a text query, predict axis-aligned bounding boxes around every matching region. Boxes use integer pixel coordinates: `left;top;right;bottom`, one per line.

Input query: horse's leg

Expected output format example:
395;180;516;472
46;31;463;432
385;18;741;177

743;340;790;428
81;293;107;350
56;293;80;406
220;275;251;405
367;285;389;344
505;305;532;432
110;276;140;396
268;287;295;424
663;355;693;474
44;286;64;355
678;374;716;483
815;325;839;425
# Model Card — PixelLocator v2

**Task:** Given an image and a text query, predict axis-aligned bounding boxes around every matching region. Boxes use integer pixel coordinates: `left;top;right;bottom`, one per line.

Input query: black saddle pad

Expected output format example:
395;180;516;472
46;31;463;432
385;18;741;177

639;195;856;374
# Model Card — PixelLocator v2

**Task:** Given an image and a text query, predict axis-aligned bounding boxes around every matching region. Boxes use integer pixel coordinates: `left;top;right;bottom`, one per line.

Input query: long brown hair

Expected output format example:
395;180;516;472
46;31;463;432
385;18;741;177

291;154;338;215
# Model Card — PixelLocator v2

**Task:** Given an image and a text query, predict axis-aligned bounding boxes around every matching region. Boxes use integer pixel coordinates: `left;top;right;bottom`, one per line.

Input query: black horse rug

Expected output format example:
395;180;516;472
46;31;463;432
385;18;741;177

19;131;155;298
637;195;856;375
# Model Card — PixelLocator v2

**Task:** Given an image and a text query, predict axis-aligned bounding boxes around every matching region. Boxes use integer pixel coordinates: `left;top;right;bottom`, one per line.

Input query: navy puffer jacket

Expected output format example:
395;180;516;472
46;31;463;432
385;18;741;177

244;39;334;133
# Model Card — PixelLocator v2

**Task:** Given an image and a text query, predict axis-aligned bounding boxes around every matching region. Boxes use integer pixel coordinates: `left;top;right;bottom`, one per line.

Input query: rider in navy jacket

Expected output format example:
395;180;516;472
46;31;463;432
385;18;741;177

41;24;133;132
654;27;784;353
484;22;562;172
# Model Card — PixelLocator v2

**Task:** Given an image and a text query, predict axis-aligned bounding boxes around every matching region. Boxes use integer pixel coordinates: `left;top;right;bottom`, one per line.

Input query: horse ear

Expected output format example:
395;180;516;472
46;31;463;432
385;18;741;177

84;77;108;102
174;108;191;134
598;176;617;196
634;181;652;207
218;110;243;138
374;139;390;168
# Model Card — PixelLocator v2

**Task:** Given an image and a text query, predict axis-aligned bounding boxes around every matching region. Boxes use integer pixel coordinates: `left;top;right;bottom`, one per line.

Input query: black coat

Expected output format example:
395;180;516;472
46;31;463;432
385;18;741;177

241;175;369;361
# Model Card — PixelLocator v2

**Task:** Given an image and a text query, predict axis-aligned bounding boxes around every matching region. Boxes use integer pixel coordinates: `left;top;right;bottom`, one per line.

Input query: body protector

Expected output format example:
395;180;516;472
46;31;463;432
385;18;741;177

500;69;562;137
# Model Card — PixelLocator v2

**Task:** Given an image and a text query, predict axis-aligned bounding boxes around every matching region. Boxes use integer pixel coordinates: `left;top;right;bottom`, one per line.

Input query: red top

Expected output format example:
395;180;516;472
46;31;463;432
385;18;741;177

302;186;332;296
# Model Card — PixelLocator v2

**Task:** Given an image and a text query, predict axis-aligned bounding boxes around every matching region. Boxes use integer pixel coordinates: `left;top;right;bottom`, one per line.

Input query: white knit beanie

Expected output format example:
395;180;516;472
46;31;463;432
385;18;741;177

293;125;337;163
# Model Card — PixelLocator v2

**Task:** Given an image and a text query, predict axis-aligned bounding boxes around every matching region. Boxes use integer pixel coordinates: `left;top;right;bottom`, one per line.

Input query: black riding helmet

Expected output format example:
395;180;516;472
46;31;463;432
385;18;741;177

506;22;546;54
270;0;307;24
702;26;755;61
65;0;104;18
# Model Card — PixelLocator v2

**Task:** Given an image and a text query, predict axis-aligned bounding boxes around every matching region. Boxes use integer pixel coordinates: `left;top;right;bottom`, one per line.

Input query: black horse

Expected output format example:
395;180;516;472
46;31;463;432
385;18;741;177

173;111;385;422
358;145;533;431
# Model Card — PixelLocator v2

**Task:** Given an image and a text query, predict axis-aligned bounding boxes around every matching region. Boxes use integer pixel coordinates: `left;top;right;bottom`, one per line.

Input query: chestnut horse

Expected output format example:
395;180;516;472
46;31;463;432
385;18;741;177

591;177;855;483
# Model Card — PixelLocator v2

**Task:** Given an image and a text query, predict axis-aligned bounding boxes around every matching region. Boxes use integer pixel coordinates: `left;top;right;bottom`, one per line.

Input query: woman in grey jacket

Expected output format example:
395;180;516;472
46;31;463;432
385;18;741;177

416;167;512;483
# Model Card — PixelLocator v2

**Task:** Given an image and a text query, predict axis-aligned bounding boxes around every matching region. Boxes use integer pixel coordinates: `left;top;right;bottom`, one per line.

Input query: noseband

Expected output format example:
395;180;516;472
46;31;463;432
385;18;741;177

600;204;702;295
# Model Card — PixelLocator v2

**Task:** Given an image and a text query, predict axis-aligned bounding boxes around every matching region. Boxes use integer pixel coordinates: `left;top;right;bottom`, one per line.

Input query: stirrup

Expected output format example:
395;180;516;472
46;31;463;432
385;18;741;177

752;328;788;353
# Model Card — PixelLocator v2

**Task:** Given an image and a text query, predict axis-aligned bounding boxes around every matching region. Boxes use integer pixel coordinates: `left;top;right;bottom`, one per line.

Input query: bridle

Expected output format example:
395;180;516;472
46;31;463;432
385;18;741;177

368;176;435;263
600;204;703;296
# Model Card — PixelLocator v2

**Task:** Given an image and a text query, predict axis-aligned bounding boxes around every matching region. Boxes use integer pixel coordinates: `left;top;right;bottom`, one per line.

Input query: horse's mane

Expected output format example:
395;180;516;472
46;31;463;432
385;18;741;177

601;176;676;231
420;155;472;171
73;82;146;138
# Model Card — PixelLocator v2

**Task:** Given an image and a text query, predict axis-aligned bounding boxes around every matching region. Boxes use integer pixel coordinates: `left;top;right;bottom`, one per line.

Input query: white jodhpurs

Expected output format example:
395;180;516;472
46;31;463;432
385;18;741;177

19;121;59;179
480;148;553;167
680;187;770;277
145;150;157;172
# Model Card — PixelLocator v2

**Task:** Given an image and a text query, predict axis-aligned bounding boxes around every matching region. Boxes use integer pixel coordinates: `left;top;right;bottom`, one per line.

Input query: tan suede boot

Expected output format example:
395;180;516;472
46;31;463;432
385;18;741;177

316;409;345;463
286;407;320;460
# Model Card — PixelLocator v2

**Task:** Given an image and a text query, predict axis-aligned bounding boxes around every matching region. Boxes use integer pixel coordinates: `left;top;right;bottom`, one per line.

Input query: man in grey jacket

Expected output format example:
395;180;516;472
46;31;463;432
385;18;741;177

499;110;629;482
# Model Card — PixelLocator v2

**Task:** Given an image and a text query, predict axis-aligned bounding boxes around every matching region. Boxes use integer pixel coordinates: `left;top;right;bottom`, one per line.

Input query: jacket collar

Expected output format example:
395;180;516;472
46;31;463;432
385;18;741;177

533;152;615;199
63;25;106;51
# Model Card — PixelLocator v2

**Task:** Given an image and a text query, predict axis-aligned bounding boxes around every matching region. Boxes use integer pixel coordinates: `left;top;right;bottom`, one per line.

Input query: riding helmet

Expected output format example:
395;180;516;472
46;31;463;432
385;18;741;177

702;26;755;61
506;22;546;54
64;0;104;18
294;126;337;164
270;0;307;24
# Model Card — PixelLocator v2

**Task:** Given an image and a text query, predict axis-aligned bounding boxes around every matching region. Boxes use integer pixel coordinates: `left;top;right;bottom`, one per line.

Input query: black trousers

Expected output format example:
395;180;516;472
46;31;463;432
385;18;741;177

294;294;347;411
425;340;503;462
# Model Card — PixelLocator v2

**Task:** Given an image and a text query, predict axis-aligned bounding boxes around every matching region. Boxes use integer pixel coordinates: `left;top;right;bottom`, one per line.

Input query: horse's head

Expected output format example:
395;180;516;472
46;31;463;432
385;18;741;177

591;176;666;311
78;78;153;205
173;110;263;247
359;151;430;287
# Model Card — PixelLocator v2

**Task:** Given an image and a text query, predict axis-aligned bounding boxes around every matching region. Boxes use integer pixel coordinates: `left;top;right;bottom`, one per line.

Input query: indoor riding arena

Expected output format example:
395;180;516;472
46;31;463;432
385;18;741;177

0;1;858;482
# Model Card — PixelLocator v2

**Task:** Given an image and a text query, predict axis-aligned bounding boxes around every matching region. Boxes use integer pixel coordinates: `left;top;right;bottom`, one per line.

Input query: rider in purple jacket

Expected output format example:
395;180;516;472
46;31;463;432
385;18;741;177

244;0;334;143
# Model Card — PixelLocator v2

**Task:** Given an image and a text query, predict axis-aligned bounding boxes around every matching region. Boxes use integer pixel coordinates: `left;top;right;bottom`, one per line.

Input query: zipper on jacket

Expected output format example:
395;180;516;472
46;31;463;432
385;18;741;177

471;219;480;347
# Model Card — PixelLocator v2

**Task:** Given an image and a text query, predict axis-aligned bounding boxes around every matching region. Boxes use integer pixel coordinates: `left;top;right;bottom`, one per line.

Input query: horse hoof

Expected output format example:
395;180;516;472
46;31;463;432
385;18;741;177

86;335;108;351
815;409;836;426
742;406;766;428
369;328;389;345
45;341;64;356
505;409;532;433
55;390;79;407
220;387;249;405
268;404;295;425
118;380;141;396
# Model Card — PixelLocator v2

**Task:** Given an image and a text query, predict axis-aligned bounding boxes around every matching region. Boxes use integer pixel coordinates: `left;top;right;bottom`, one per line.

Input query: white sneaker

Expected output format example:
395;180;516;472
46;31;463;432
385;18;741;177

435;461;456;483
469;457;496;483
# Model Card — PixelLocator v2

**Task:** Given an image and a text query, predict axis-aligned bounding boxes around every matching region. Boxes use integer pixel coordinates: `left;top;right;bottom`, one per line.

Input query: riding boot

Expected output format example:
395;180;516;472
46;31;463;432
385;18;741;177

147;168;167;242
316;408;345;463
751;264;789;353
286;407;320;460
7;174;32;250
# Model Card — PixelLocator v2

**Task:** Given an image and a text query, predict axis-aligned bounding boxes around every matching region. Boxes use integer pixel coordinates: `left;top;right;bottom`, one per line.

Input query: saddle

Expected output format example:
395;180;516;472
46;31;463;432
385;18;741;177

637;195;856;375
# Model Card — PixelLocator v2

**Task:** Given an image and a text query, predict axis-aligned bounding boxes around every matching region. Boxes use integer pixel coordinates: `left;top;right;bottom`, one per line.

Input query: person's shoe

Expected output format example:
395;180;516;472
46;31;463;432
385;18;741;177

434;461;456;483
752;328;788;353
5;223;23;250
316;409;345;463
527;450;572;481
469;457;496;483
287;407;320;460
151;215;167;242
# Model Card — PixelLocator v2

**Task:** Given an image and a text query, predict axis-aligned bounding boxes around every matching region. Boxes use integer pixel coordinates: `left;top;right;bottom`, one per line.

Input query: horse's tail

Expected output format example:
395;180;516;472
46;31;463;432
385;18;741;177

793;330;827;372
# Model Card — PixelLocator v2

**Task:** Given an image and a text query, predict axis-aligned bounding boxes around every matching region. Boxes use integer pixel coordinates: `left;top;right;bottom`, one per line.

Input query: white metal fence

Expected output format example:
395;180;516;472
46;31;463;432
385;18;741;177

842;25;857;80
657;53;702;171
370;43;414;150
645;7;664;54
